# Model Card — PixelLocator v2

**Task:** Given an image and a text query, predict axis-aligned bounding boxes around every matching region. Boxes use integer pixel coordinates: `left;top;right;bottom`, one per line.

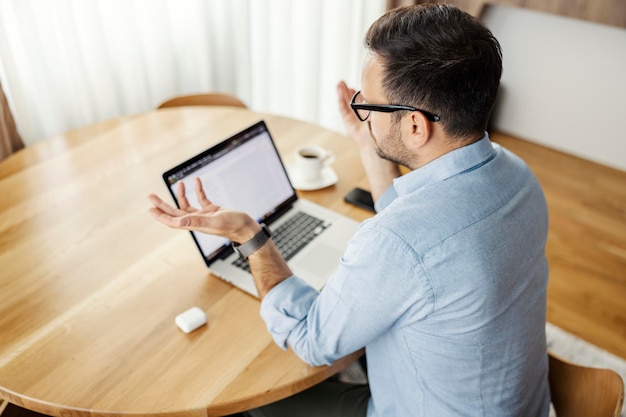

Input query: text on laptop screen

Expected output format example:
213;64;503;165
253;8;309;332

164;123;294;260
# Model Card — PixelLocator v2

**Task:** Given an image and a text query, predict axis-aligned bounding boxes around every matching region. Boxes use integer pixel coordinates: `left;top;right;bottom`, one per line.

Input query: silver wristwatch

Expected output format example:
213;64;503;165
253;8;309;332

232;223;272;260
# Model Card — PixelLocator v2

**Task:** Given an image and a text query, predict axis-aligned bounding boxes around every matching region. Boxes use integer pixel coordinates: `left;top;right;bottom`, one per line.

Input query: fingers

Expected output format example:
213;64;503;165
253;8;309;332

147;205;225;236
337;81;356;119
336;81;350;114
195;177;211;207
147;194;187;217
176;181;191;210
147;194;194;230
337;81;357;111
337;80;356;100
147;191;220;232
148;190;255;243
147;206;190;228
337;81;364;138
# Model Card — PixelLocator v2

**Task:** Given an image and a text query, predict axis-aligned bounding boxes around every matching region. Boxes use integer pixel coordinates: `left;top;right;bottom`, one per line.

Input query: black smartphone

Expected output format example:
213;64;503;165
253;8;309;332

344;187;376;213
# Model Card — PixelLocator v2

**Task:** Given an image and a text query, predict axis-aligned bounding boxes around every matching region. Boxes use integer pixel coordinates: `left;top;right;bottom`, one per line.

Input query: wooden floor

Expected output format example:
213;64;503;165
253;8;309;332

492;131;626;359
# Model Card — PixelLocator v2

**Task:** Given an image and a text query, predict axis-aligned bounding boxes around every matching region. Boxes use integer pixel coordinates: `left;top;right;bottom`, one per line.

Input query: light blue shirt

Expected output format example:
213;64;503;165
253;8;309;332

260;135;550;417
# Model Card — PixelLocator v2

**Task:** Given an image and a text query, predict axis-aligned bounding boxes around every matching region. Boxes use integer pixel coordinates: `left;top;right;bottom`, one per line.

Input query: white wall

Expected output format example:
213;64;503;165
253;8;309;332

483;5;626;171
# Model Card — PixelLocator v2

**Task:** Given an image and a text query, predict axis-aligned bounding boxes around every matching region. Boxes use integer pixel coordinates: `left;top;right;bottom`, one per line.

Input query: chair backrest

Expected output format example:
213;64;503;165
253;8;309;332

548;351;625;417
157;93;247;109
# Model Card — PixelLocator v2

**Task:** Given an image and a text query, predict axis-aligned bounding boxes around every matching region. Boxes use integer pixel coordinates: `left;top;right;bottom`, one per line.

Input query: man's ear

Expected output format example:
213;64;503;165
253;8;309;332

402;111;431;149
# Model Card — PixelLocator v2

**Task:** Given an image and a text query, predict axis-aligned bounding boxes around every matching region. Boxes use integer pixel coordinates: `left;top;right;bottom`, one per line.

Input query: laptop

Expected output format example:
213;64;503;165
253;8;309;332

162;120;360;298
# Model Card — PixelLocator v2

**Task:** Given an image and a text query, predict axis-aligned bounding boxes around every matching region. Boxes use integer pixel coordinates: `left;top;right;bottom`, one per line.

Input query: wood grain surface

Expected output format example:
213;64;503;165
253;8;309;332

2;107;624;417
0;107;365;417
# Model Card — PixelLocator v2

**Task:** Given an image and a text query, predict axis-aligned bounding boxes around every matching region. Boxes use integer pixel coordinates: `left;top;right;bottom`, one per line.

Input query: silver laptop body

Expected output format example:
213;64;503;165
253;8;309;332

162;121;359;298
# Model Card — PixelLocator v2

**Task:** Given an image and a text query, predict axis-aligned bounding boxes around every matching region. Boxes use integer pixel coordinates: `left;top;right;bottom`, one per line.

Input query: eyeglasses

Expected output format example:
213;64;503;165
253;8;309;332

350;90;440;123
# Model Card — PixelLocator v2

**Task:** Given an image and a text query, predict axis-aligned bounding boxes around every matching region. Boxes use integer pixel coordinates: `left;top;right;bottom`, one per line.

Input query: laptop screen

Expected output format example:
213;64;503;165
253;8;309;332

162;121;295;262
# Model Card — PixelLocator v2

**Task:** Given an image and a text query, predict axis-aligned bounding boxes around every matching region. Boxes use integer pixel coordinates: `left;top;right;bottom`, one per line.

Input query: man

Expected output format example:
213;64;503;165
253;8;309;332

148;4;550;416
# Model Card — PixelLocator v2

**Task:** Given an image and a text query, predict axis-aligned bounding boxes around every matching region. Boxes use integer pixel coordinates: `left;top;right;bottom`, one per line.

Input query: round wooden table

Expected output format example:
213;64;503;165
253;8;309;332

0;107;370;416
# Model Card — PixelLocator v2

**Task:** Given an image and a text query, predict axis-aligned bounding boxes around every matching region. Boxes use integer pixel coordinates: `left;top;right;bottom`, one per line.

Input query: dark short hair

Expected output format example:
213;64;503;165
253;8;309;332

365;4;502;139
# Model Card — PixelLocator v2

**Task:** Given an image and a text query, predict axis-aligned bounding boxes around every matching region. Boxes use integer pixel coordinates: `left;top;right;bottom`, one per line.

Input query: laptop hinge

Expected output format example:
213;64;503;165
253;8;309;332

264;200;295;226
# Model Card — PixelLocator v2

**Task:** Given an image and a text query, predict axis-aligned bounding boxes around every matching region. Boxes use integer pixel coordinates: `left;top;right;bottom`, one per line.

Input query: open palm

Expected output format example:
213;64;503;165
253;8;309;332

148;177;255;243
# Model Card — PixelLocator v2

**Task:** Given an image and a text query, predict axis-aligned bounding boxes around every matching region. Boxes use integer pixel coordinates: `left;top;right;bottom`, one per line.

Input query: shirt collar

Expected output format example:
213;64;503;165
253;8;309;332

393;133;497;196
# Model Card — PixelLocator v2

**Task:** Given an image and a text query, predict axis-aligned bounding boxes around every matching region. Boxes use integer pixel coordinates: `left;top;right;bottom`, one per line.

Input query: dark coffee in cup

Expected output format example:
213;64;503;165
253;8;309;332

295;145;335;182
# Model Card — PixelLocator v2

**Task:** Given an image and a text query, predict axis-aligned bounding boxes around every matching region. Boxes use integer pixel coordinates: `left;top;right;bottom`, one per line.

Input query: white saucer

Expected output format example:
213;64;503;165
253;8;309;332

287;165;338;191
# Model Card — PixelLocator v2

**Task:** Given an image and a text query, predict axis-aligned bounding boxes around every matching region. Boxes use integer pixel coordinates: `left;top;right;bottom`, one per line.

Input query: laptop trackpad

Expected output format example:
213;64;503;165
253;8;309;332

295;244;342;277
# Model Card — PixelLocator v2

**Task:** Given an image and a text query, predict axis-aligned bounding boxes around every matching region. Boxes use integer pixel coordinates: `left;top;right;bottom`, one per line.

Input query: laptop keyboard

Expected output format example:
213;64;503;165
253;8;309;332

232;211;329;272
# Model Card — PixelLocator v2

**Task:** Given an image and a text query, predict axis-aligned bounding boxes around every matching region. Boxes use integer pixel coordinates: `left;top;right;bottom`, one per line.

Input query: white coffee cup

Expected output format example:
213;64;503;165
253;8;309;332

294;145;335;183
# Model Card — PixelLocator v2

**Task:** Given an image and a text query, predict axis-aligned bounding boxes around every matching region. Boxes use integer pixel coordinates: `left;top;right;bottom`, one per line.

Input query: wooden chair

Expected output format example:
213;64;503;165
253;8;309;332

549;351;625;417
156;93;247;109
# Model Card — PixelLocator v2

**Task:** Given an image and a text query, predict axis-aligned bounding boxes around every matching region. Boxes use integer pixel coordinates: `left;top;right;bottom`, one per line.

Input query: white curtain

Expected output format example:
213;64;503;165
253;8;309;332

0;0;385;146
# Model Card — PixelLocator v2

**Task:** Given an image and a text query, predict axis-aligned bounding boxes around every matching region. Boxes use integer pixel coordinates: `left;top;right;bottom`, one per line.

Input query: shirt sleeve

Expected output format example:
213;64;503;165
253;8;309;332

259;276;319;350
374;183;398;212
260;222;434;366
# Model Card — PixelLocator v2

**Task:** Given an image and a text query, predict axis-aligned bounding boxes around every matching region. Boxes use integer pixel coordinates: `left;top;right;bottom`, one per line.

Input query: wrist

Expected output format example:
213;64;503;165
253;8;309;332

231;220;260;245
232;223;272;260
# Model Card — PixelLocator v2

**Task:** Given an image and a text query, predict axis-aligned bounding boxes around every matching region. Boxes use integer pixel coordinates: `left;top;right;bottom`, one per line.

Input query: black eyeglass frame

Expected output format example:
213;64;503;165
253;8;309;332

350;90;440;122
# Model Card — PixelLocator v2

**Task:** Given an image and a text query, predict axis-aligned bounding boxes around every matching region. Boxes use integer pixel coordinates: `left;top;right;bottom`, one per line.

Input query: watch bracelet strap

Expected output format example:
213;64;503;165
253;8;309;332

232;223;271;259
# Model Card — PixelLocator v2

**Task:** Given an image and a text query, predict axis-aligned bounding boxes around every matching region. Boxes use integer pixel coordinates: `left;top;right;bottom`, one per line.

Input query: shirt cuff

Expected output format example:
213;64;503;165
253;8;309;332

260;276;319;349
